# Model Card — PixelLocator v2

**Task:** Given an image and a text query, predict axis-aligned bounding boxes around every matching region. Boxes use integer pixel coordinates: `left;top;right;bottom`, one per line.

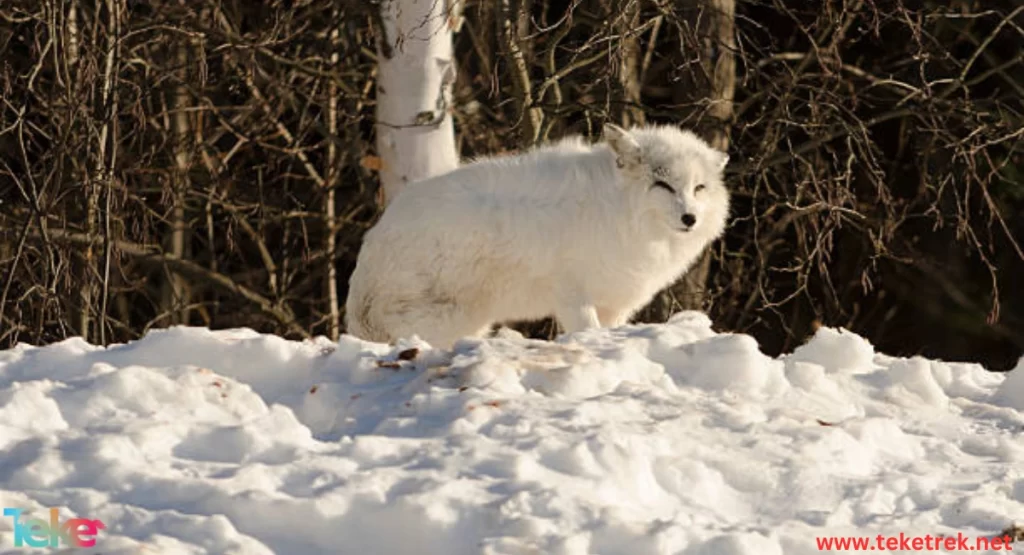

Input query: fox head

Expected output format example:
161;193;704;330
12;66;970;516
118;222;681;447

604;123;731;239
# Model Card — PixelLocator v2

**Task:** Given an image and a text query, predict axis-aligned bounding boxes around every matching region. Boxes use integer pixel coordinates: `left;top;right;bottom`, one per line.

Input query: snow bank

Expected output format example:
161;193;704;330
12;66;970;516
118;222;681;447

1;313;1021;554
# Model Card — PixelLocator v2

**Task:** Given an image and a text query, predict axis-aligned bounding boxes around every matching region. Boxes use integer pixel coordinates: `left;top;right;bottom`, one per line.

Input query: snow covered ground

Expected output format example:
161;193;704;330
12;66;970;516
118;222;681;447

1;311;1022;554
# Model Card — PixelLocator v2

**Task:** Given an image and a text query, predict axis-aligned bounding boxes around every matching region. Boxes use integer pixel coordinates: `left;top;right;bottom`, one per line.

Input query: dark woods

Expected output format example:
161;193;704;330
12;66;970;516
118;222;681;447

1;0;1021;369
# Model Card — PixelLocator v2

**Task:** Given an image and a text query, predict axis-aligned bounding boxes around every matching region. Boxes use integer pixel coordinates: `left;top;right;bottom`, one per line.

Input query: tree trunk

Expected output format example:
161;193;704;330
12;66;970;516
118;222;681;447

638;0;735;322
700;0;735;153
80;0;122;342
375;0;462;204
325;18;342;340
615;0;645;127
163;41;193;326
499;0;543;146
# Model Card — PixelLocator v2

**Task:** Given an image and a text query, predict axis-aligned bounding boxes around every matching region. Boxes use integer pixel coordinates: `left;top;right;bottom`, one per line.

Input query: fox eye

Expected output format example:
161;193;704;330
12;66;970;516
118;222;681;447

652;180;674;193
695;184;707;193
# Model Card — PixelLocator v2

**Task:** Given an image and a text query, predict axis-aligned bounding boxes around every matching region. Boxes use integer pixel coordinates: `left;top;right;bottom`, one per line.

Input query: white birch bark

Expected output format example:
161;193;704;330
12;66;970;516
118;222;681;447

375;0;461;204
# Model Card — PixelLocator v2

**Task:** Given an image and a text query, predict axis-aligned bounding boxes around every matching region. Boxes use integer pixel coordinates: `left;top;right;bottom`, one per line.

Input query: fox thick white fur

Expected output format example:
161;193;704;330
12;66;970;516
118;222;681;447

345;123;731;348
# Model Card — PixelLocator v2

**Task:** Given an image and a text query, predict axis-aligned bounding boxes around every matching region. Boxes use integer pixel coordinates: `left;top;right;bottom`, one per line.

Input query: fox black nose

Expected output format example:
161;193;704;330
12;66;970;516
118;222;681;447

681;213;697;227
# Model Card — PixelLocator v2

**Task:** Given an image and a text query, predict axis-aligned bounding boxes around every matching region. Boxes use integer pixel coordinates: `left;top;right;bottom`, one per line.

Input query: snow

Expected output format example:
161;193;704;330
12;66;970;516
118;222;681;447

1;311;1022;554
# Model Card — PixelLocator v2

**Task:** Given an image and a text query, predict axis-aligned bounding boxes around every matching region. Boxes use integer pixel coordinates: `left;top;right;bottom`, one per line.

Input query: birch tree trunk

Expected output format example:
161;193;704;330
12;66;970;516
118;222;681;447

325;18;342;340
640;0;735;321
375;0;461;204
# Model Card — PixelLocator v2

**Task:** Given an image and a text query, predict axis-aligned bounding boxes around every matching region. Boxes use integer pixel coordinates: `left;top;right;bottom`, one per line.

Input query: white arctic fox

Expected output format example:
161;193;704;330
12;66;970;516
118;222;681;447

345;123;731;348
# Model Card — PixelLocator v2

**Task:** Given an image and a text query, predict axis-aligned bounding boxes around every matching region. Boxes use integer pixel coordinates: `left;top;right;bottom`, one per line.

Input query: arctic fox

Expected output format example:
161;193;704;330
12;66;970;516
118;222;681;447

345;123;731;348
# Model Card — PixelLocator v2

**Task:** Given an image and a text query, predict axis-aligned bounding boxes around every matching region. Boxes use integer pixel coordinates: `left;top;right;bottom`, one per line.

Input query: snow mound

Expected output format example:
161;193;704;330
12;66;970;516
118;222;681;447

1;312;1021;554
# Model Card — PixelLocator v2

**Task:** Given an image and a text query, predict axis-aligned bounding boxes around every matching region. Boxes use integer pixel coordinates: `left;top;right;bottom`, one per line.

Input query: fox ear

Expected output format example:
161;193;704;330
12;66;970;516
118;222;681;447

603;123;642;170
717;151;730;171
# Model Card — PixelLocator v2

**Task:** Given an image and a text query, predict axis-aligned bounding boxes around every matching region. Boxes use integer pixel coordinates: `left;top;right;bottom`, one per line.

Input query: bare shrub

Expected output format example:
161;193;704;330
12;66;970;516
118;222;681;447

1;0;1021;368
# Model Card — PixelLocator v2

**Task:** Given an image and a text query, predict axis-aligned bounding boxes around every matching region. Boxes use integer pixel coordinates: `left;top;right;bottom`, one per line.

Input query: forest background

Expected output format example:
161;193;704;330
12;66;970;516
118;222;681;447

1;0;1021;370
